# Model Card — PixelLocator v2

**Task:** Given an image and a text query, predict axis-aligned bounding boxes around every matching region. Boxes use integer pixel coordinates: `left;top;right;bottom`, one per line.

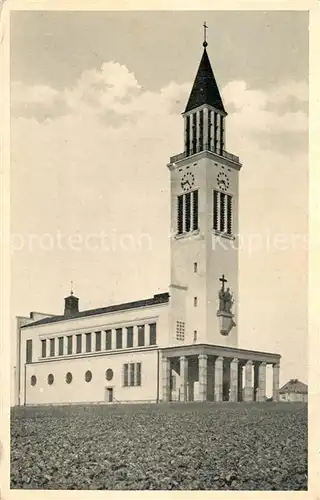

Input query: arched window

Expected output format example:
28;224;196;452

66;372;72;384
106;369;113;381
47;374;54;385
85;370;92;383
30;375;37;386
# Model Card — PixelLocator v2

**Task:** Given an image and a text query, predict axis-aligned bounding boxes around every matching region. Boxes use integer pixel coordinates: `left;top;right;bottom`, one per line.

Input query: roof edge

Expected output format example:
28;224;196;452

21;292;170;329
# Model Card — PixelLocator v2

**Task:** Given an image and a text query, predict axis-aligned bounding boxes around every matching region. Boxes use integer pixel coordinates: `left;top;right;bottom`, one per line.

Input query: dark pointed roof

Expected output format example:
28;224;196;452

185;47;226;114
279;379;308;394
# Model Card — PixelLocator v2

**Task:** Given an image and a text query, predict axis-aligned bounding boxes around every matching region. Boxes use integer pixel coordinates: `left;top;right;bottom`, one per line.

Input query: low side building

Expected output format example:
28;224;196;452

278;379;308;403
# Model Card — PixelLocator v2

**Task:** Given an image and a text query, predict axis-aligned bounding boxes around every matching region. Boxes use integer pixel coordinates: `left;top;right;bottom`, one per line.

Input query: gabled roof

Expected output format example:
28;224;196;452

21;292;170;328
185;48;226;114
278;379;308;394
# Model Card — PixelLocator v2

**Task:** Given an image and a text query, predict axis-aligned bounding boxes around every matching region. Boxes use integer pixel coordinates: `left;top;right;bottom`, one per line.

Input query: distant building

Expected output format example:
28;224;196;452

278;379;308;402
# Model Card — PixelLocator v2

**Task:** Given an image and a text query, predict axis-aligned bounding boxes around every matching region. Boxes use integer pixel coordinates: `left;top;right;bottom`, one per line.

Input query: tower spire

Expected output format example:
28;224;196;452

203;21;208;47
184;26;226;114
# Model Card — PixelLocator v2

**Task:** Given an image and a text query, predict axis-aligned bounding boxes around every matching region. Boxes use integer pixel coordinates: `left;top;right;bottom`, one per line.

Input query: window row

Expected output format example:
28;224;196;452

123;363;141;387
36;323;157;361
177;190;233;236
30;368;114;386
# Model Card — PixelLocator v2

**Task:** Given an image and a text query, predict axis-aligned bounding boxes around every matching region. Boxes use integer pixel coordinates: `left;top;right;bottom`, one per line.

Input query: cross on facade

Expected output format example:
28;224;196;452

203;22;208;44
219;274;227;291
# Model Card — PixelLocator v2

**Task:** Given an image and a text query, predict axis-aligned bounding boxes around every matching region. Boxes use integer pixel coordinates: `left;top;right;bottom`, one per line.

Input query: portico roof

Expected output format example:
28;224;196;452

161;343;280;364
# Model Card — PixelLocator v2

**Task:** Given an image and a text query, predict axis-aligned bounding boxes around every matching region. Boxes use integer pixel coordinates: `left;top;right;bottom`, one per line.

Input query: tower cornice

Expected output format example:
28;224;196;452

167;149;242;172
182;103;228;118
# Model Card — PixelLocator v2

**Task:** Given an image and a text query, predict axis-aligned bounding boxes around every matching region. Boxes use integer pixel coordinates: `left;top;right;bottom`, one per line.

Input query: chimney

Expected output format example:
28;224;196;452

64;292;79;317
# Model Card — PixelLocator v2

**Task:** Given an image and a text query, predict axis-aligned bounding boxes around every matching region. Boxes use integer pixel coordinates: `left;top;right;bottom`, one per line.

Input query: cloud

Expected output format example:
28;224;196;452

221;79;308;158
12;82;60;105
11;64;308;150
11;82;68;121
268;80;308;104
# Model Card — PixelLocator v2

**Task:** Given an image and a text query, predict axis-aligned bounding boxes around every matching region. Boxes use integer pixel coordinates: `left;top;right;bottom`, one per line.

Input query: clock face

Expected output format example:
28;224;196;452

217;172;230;192
181;172;195;192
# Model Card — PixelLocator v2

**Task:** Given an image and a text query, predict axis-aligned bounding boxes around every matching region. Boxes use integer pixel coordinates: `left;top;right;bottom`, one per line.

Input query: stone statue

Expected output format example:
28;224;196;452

219;288;226;311
224;287;233;313
218;286;234;314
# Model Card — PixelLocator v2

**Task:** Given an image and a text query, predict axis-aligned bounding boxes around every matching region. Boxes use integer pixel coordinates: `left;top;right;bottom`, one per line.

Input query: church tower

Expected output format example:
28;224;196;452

168;32;242;348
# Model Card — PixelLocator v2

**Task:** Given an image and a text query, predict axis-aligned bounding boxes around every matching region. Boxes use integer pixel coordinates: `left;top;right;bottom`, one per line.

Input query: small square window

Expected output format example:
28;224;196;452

176;321;185;341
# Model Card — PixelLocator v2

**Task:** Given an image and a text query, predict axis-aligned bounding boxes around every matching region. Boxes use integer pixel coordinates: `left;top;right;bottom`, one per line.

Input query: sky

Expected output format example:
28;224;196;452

10;10;308;394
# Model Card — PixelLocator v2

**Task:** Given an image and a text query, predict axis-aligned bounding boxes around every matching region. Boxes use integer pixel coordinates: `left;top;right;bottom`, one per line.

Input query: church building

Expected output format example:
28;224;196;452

15;34;281;406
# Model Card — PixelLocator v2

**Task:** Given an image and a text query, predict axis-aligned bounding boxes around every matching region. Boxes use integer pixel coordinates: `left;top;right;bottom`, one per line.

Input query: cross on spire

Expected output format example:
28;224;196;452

70;280;74;296
203;21;208;47
219;274;227;291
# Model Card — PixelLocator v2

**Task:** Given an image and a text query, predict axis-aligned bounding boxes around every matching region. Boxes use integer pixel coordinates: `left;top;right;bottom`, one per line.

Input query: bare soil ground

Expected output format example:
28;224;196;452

10;401;307;490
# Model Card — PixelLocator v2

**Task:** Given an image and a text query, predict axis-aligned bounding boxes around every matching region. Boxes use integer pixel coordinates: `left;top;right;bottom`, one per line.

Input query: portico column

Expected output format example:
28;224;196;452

198;354;208;401
214;356;223;402
244;360;254;402
257;362;267;402
180;356;188;402
272;363;280;402
229;358;239;402
162;356;171;402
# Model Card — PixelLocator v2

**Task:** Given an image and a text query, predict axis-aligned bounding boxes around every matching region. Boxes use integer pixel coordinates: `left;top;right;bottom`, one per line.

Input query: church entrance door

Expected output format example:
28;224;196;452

105;387;113;403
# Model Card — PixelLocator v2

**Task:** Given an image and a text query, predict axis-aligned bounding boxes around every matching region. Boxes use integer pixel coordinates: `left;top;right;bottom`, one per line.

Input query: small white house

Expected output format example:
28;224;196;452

278;379;308;403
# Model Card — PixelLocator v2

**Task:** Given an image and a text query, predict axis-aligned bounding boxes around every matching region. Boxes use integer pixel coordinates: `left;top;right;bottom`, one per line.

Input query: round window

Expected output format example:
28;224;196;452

85;370;92;382
106;369;113;381
66;372;72;384
30;375;37;386
47;374;54;385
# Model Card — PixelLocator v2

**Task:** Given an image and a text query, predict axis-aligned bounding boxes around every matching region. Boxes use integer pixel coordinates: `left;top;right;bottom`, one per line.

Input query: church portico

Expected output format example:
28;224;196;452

161;344;280;403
